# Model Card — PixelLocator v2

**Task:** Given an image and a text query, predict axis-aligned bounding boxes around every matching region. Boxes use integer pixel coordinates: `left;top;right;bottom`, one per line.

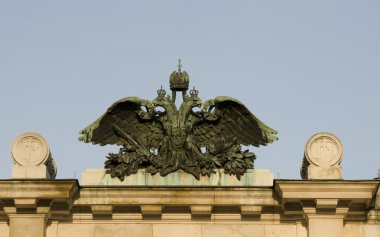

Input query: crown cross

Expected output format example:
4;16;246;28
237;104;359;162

177;59;182;72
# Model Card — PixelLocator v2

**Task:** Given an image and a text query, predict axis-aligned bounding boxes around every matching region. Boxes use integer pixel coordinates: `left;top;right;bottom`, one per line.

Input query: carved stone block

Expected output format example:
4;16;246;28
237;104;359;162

301;132;343;180
10;132;57;179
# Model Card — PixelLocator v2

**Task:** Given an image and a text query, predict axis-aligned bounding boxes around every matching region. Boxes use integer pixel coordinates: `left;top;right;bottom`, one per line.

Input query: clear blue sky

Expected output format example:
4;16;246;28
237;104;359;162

1;1;379;180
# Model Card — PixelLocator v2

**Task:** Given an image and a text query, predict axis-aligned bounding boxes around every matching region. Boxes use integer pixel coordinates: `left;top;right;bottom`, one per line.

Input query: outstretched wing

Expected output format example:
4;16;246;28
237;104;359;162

193;96;278;148
79;97;164;148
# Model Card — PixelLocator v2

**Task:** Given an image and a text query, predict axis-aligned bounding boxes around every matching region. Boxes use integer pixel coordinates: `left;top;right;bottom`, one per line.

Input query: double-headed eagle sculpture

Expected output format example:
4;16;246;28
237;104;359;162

79;61;278;180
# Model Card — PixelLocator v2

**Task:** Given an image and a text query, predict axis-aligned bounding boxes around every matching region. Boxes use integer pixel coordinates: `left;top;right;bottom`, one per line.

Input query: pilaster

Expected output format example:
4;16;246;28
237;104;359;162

0;180;78;237
275;180;379;237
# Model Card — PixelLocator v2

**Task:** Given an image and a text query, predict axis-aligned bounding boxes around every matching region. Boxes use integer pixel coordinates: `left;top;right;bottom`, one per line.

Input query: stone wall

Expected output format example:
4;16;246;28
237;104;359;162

0;176;379;237
46;223;305;237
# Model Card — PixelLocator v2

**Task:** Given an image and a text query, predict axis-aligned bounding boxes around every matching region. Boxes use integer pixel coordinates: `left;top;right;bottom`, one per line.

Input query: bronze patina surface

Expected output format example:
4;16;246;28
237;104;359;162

79;61;278;180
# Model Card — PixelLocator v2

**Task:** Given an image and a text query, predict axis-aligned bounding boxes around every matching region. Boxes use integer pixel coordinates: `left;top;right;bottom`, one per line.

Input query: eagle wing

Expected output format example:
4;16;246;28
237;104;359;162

79;97;164;149
193;96;278;148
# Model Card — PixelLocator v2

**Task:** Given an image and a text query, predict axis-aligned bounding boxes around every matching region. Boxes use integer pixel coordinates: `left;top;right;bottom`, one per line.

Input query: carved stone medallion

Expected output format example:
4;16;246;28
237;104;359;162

304;132;342;167
11;132;50;166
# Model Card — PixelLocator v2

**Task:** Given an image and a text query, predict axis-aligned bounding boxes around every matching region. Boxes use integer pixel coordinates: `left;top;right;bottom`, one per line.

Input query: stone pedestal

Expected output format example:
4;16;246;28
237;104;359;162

306;165;342;179
12;165;52;179
81;168;274;186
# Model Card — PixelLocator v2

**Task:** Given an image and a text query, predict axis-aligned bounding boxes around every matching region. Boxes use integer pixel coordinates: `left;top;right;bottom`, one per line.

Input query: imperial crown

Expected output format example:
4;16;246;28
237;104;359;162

169;59;189;91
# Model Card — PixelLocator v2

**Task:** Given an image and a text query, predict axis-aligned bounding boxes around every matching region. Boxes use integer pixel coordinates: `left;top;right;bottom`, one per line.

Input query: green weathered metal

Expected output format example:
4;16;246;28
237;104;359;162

79;61;278;180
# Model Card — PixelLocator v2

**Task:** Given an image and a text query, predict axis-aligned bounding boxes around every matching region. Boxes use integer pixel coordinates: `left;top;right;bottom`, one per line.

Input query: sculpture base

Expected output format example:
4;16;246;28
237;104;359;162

81;168;273;186
306;165;343;179
12;165;52;179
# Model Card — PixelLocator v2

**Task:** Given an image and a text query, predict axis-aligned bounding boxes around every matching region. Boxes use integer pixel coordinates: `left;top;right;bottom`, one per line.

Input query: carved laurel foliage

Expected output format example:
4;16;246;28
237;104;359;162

213;145;256;180
198;156;216;176
105;148;148;181
105;144;255;181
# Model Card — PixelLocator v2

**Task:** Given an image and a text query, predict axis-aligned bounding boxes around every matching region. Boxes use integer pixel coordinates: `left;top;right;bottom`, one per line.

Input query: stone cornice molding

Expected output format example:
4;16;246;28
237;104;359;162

0;179;379;223
0;180;79;210
274;180;379;222
274;180;379;206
